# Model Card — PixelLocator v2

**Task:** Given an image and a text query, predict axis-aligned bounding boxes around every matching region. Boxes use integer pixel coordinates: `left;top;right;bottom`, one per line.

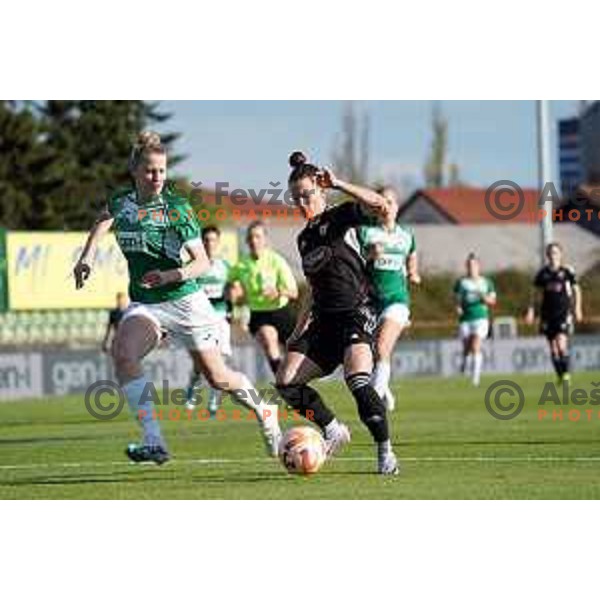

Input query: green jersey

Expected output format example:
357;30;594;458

229;248;296;312
197;258;230;316
108;188;202;304
454;276;496;322
358;223;416;309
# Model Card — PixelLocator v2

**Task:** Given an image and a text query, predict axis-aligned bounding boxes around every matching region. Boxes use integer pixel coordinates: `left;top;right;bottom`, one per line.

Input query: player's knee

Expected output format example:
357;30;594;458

114;352;142;383
275;366;295;388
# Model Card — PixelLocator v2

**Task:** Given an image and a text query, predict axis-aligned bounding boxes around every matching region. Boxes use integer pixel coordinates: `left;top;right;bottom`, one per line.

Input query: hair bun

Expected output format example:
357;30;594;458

289;151;307;169
136;130;162;149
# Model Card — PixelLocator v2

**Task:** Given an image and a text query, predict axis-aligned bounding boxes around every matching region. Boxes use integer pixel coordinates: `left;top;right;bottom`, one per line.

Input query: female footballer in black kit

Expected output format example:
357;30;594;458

275;152;399;475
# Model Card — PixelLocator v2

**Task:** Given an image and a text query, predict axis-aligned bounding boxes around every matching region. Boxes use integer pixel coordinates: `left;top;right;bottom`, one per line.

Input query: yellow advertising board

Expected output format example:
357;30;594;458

6;231;238;310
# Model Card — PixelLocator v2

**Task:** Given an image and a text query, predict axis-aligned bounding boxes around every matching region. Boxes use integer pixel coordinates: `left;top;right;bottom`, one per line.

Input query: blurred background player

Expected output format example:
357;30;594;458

185;226;232;415
359;186;420;411
454;252;496;387
73;131;280;464
276;151;399;476
526;242;583;382
101;291;129;354
228;220;298;376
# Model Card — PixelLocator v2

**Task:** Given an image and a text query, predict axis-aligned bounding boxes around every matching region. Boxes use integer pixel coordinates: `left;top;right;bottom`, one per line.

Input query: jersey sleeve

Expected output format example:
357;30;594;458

486;277;496;297
565;266;577;285
332;202;365;227
453;279;462;297
533;269;544;288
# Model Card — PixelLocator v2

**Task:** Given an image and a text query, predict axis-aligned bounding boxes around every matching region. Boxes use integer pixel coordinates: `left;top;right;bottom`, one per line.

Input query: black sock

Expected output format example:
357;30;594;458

346;373;389;443
275;384;335;430
561;354;571;375
551;355;563;376
268;357;282;376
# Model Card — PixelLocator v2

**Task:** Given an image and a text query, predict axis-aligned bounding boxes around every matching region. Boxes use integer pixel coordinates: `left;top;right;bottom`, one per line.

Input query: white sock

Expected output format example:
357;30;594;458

464;353;474;376
123;375;165;448
472;353;483;386
186;371;203;402
372;360;391;399
324;418;342;439
208;387;220;410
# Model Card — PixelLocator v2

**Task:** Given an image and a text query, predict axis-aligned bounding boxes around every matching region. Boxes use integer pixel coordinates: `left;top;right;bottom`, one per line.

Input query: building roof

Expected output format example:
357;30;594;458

400;186;546;224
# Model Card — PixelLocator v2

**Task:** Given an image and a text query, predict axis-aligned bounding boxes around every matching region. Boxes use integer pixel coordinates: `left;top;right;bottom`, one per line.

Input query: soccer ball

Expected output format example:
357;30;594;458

279;426;327;475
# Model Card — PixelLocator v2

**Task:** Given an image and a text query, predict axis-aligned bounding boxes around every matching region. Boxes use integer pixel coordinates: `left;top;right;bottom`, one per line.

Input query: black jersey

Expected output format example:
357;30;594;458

534;265;577;321
297;202;373;313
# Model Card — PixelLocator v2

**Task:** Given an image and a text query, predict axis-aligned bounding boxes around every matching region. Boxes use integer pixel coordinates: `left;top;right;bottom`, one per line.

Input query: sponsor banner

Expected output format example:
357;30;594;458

2;335;600;400
0;353;42;400
392;340;442;376
7;232;128;310
5;230;239;310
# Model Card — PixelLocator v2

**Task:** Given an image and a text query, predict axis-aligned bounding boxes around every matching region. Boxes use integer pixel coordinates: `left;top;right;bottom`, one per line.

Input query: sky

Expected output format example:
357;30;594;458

158;101;579;193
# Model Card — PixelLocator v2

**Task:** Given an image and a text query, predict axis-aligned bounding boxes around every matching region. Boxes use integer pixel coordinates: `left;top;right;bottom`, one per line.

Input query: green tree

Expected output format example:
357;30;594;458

424;102;448;188
332;101;370;185
36;101;181;229
0;102;59;229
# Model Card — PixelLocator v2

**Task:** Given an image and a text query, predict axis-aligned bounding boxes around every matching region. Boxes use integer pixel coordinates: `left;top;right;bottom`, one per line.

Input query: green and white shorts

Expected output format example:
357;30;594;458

379;303;411;327
121;290;220;351
458;318;490;340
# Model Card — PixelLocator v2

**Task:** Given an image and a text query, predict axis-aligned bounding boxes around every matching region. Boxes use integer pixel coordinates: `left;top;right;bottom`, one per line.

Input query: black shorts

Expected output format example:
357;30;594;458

249;306;295;341
287;305;377;375
540;315;573;340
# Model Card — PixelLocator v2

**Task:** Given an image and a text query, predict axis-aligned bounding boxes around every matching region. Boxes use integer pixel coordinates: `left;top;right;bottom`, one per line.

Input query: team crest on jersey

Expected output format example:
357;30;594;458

319;223;330;237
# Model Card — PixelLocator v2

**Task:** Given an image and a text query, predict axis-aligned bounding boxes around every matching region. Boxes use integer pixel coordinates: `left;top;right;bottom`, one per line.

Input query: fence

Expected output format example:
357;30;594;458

2;335;600;401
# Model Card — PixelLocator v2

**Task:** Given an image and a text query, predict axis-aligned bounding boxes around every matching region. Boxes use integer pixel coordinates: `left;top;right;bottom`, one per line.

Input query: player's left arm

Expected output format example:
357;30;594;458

319;168;390;220
141;204;210;288
569;268;583;322
406;232;421;285
482;279;497;307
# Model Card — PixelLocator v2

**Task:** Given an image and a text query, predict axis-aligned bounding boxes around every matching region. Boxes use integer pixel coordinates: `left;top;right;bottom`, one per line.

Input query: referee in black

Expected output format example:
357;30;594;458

526;242;583;382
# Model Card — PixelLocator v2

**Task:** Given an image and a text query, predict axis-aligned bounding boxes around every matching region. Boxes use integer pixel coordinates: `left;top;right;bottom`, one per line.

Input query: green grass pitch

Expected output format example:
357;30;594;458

1;371;599;499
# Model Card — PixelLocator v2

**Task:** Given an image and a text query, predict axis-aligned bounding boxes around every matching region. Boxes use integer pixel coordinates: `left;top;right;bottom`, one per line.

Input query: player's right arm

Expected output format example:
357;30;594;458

101;318;114;353
453;279;463;318
74;207;114;289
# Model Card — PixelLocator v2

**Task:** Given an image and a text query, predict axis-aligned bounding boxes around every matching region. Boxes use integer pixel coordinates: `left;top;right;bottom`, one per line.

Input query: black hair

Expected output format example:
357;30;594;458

202;225;221;238
247;220;267;235
288;151;320;184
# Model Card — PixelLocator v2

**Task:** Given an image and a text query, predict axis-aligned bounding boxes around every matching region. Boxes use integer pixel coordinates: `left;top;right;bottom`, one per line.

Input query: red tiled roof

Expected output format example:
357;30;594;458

403;186;545;224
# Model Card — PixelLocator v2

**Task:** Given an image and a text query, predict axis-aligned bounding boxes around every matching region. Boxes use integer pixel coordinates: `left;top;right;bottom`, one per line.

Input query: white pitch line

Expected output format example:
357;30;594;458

2;455;600;472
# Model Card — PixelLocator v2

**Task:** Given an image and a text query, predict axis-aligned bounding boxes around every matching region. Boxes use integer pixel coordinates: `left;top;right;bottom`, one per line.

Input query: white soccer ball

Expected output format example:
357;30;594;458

279;426;327;475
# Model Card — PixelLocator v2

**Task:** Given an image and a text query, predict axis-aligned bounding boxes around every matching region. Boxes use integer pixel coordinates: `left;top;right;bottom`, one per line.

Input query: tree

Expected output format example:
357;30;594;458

424;102;448;188
36;101;182;229
0;101;181;231
332;101;370;185
0;102;59;229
